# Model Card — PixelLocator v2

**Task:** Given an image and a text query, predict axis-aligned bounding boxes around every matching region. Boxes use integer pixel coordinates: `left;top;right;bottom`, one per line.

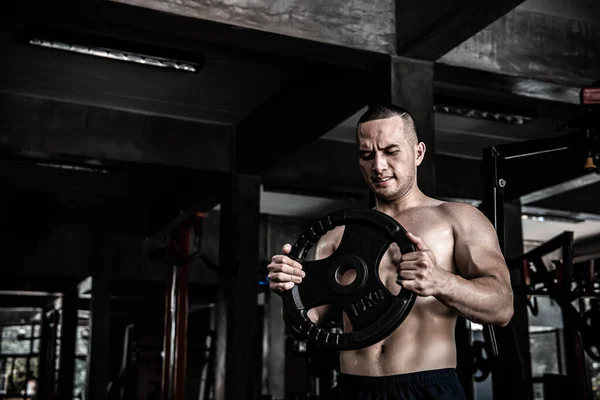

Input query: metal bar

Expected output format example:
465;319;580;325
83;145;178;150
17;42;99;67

520;173;600;205
493;132;578;159
504;147;569;160
214;174;261;400
174;225;191;400
482;146;537;400
198;310;214;400
166;264;178;400
47;311;59;400
36;312;49;400
588;260;596;296
24;323;32;400
562;233;574;298
202;309;217;400
555;329;564;374
558;232;586;395
481;147;502;357
513;232;574;262
267;281;286;399
261;292;270;397
85;234;112;400
56;291;78;400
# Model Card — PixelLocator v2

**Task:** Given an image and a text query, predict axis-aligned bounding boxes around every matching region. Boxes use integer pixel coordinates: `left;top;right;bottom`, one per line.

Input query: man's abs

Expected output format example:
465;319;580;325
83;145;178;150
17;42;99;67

339;298;458;376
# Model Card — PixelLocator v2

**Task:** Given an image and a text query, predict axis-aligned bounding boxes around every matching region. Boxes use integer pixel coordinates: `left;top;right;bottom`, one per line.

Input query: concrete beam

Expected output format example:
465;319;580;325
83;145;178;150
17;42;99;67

439;6;600;87
574;233;600;264
110;0;395;54
264;139;483;200
397;0;526;61
520;172;600;205
0;93;232;172
434;63;583;108
236;67;372;175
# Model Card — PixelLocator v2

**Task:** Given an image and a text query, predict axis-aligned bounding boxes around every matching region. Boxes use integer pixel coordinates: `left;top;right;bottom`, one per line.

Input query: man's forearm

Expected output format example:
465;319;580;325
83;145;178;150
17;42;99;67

435;273;513;326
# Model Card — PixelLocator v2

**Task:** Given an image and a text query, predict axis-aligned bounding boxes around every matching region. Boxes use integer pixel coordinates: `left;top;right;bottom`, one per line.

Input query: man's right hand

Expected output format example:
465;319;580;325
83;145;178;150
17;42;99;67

267;244;305;293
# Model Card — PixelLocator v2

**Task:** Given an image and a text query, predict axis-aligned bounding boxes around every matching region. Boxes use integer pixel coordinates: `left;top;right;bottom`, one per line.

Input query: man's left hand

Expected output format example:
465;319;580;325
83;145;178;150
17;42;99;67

397;232;451;297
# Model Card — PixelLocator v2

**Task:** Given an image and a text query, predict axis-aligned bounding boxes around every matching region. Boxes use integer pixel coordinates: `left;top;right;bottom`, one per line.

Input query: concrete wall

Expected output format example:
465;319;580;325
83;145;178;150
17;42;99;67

111;0;395;53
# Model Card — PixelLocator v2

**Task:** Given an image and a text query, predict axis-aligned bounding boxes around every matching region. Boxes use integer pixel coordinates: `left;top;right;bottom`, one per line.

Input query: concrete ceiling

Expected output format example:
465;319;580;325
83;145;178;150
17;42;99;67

517;0;600;26
1;0;599;243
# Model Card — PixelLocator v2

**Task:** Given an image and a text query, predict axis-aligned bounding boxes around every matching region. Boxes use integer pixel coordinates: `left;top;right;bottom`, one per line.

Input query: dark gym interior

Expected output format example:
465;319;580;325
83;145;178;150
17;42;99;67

1;0;599;399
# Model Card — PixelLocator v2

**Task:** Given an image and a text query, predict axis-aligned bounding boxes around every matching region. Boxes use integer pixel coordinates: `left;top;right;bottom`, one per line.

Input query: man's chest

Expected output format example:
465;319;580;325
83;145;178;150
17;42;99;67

382;212;456;272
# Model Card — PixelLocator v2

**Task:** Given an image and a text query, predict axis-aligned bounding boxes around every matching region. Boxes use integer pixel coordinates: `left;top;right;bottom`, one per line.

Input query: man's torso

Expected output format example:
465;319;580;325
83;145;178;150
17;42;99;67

324;200;460;376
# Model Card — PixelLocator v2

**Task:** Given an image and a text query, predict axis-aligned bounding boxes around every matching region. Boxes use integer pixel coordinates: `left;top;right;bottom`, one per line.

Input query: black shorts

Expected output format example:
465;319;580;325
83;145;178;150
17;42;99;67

322;368;466;400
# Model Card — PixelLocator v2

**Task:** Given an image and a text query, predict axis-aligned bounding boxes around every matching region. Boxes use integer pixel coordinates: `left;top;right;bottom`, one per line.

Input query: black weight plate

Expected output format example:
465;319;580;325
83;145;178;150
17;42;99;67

281;208;417;350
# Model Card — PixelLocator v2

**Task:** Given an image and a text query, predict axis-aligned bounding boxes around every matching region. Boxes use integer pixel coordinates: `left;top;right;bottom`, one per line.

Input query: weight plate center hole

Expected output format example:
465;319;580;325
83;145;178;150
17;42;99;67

335;264;358;287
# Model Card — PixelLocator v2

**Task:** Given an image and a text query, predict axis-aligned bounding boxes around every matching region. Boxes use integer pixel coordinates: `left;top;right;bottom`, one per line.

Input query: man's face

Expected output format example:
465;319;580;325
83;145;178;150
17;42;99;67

357;116;424;202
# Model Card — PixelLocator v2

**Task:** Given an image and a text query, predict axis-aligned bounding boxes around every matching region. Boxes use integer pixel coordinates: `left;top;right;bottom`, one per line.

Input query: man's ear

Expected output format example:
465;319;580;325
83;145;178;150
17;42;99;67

415;142;426;166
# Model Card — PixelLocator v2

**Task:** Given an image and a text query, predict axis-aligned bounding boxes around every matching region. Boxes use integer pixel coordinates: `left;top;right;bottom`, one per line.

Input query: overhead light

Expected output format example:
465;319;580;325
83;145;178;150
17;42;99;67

29;38;200;73
434;104;534;124
434;94;537;125
35;161;111;174
521;214;545;222
1;151;113;174
521;213;584;224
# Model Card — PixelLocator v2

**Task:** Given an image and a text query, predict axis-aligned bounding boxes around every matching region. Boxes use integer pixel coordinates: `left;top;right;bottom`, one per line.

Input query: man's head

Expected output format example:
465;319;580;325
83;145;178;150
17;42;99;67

356;104;426;202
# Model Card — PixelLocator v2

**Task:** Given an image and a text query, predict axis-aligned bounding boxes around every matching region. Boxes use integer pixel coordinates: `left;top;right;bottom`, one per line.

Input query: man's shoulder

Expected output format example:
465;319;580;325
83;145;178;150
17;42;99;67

435;200;484;220
434;201;495;237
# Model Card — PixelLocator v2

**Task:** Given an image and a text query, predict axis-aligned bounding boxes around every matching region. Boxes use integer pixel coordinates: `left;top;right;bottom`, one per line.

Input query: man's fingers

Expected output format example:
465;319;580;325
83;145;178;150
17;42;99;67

397;270;416;280
398;259;419;270
266;261;305;276
277;282;295;291
270;254;303;270
406;232;429;251
280;264;305;277
401;252;420;262
268;272;303;284
270;281;295;292
398;279;415;292
282;243;292;254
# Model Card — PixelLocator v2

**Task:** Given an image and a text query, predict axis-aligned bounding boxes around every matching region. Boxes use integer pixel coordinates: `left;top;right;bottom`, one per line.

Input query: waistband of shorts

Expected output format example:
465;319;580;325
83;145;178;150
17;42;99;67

337;368;459;390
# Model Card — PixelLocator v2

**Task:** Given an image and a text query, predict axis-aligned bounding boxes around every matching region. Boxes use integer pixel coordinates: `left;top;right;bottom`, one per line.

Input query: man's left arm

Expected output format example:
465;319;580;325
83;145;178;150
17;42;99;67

399;203;514;326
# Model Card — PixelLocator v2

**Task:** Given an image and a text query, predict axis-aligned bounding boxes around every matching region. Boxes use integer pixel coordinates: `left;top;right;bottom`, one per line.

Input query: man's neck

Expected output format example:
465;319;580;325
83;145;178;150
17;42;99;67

374;186;426;215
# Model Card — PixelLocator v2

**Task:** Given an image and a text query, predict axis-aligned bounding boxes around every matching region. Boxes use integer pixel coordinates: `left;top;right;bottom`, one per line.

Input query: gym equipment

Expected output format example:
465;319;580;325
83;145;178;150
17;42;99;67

107;324;139;400
481;82;600;398
281;208;417;350
471;340;491;382
510;232;600;363
508;231;598;400
147;212;205;400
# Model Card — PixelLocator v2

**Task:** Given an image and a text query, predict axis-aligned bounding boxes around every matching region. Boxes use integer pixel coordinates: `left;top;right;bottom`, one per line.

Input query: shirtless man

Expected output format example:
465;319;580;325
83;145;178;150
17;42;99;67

267;104;514;399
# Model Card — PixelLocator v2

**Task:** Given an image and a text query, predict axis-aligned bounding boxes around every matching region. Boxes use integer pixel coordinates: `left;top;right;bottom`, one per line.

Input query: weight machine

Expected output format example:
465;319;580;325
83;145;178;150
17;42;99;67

481;83;600;399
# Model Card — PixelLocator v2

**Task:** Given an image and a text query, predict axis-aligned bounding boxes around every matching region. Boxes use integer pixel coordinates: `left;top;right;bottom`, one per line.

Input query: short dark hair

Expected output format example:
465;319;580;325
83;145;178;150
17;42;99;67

356;104;418;144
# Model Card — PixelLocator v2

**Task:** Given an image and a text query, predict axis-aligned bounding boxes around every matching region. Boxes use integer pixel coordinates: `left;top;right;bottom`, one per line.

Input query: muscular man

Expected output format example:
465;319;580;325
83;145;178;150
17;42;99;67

267;104;514;399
